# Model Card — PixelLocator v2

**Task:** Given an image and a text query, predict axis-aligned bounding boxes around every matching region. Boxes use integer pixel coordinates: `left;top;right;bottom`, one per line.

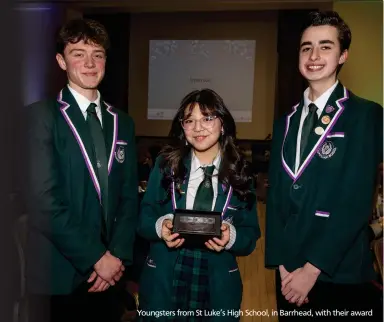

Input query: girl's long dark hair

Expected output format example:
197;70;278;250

159;88;255;206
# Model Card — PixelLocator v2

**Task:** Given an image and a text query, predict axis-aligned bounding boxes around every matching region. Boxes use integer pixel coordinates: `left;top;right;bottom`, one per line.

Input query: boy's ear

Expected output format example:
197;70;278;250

339;49;348;65
56;53;67;71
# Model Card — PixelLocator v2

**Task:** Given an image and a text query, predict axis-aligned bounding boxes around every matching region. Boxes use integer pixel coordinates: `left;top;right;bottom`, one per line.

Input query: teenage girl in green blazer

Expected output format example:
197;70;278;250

137;89;260;321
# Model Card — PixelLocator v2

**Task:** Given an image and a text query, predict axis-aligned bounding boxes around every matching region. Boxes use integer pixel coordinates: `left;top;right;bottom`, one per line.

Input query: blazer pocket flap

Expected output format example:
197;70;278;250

315;211;330;218
116;140;128;145
326;132;345;139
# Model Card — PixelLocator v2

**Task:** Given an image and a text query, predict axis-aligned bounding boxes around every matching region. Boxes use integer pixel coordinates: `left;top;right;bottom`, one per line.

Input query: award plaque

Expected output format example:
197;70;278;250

172;209;222;248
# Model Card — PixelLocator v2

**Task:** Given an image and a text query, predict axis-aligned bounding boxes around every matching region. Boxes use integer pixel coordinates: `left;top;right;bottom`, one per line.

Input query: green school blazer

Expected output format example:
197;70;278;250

137;155;260;321
25;86;138;295
265;82;383;284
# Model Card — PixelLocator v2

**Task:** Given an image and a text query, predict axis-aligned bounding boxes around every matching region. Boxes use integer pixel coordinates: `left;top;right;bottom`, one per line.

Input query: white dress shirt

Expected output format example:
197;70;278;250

67;84;103;127
294;80;339;173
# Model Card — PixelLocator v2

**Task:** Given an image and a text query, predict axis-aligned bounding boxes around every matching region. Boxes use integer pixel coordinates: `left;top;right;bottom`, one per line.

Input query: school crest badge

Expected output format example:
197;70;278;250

317;140;337;159
325;105;335;114
146;256;156;268
115;146;125;163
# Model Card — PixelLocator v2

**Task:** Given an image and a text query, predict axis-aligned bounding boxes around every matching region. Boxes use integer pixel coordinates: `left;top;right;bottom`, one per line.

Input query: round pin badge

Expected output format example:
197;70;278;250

321;115;331;125
315;126;324;135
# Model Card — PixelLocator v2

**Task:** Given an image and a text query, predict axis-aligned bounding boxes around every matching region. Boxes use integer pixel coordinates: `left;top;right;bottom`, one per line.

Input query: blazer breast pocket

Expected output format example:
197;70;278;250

316;133;346;167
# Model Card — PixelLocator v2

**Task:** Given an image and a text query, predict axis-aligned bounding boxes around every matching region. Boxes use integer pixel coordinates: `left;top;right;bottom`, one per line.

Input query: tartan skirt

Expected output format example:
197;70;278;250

172;248;210;321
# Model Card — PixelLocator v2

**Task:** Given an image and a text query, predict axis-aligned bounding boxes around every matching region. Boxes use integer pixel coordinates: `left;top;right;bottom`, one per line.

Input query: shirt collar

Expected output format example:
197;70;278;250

303;80;339;114
67;84;101;115
191;151;221;173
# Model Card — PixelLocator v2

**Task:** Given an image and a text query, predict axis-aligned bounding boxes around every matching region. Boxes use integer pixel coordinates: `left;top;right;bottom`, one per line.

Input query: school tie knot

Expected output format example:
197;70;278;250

305;103;318;132
308;103;318;114
87;102;97;115
201;165;215;189
202;165;215;179
193;165;215;211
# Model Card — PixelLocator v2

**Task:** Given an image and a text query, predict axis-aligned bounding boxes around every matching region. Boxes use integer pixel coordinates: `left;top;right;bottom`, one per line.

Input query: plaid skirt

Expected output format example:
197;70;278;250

172;248;210;321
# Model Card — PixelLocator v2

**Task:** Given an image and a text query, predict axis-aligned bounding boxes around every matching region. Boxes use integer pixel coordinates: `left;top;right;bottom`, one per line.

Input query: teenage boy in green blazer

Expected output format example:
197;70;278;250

265;11;383;321
26;19;138;322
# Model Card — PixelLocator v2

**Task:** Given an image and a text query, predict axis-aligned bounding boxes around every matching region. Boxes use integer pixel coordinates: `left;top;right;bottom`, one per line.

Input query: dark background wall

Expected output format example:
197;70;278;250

275;9;314;119
84;13;131;112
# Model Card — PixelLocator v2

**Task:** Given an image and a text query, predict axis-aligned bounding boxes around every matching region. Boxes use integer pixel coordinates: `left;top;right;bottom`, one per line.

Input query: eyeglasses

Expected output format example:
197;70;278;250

180;115;218;131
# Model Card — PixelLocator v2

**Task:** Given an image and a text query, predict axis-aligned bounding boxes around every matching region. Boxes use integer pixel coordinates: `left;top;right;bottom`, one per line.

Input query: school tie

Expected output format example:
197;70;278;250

300;103;318;162
193;165;215;212
173;165;215;312
86;103;109;245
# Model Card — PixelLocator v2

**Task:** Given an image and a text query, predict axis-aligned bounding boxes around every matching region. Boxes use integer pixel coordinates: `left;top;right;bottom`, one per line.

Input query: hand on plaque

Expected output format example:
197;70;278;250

205;223;230;252
161;219;185;248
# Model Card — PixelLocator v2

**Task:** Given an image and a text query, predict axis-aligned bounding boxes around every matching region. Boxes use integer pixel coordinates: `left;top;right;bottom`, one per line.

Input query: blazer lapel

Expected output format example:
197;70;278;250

172;154;192;210
57;87;101;201
101;101;118;175
281;102;302;180
175;177;188;209
214;182;233;219
295;82;348;181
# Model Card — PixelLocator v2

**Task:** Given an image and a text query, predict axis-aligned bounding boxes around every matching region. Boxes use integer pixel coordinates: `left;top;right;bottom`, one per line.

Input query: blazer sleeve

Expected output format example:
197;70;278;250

226;186;260;257
109;115;139;265
303;103;383;277
137;157;167;241
26;101;106;275
264;118;286;268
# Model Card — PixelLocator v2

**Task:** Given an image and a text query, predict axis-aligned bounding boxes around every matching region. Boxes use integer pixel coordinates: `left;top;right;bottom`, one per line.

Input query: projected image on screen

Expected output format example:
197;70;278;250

147;40;256;122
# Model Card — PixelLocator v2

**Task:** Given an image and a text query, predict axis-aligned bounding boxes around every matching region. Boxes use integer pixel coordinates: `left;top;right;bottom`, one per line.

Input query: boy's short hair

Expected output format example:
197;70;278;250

56;18;110;55
300;11;352;52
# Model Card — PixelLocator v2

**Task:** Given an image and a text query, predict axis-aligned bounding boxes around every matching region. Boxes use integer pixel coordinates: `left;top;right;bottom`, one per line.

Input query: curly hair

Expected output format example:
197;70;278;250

56;18;110;54
159;88;255;207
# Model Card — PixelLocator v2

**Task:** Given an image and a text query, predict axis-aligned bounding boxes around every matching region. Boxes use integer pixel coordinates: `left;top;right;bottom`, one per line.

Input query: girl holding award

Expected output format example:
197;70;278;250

137;88;260;321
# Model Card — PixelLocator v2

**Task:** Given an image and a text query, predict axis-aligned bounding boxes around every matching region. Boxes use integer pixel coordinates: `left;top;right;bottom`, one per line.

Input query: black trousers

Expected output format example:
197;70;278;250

275;270;383;321
28;280;125;322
